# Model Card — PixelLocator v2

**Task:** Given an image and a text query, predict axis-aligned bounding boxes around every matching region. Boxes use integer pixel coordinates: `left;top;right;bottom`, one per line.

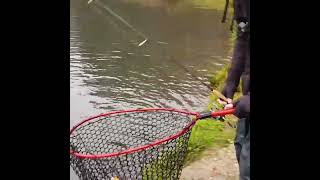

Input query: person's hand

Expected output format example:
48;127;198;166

233;95;250;119
217;98;233;109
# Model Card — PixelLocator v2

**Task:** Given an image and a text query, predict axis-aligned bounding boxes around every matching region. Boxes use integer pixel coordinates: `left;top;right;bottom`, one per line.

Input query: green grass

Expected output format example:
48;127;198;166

209;64;242;100
184;61;242;165
209;64;230;91
184;119;235;165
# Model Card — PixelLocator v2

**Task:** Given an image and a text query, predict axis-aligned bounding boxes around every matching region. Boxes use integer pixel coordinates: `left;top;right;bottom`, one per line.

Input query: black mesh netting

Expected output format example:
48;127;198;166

70;110;195;180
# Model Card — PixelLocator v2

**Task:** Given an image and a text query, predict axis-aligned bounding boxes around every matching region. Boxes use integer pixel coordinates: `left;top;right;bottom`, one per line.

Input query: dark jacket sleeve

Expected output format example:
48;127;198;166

233;94;250;119
222;0;250;99
222;39;247;99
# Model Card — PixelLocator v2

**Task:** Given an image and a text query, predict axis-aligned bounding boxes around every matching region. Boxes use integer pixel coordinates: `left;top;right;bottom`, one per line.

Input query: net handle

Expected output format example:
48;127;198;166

196;108;235;119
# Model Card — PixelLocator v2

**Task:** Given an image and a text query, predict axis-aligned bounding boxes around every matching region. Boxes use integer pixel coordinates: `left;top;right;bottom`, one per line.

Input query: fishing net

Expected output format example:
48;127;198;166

70;109;197;180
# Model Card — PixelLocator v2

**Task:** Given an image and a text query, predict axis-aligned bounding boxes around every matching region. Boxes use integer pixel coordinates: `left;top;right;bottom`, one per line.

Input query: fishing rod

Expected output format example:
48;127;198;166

88;0;228;102
168;56;236;122
88;0;148;47
169;56;214;91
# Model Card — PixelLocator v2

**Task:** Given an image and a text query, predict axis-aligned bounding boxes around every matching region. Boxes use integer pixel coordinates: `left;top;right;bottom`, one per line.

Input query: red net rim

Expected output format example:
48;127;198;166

70;108;200;159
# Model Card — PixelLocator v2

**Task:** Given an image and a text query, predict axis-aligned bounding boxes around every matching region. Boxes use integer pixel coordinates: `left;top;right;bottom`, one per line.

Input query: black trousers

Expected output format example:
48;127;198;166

235;117;250;180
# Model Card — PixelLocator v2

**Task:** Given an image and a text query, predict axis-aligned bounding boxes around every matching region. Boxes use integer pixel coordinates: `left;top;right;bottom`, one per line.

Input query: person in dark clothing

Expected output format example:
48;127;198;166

219;0;250;179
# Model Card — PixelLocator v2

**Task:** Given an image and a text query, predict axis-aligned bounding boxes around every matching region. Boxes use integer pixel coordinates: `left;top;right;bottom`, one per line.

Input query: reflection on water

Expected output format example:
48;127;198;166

71;0;231;123
70;0;231;178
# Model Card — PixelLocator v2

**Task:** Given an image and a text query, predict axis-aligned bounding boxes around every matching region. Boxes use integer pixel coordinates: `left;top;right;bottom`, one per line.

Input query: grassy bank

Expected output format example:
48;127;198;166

184;66;240;165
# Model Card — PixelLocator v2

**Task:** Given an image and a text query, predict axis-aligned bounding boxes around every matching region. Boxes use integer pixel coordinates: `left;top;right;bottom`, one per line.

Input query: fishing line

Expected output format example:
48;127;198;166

88;0;148;47
88;0;215;91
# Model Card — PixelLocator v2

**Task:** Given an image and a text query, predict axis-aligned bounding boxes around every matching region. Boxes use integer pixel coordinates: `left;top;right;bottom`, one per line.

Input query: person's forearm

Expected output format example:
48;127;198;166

222;43;246;98
222;29;249;99
223;68;243;99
